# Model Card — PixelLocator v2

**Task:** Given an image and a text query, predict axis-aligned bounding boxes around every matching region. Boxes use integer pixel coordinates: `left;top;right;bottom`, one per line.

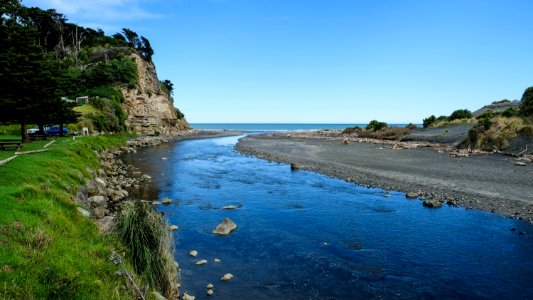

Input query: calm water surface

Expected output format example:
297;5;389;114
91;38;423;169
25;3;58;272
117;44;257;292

124;135;533;299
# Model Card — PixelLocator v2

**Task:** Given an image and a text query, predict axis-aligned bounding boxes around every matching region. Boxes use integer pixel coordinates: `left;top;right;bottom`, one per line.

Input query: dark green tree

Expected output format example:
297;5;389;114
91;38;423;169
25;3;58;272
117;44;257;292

449;109;473;121
520;86;533;117
140;36;154;61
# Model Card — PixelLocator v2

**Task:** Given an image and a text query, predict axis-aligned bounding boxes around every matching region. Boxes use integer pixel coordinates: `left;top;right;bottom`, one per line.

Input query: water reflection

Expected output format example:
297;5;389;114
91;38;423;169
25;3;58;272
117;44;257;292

123;135;533;299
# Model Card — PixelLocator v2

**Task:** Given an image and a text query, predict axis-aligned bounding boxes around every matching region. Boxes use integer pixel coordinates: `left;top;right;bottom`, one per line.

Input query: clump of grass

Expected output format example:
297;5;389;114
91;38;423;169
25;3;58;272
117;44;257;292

115;201;178;298
465;116;529;150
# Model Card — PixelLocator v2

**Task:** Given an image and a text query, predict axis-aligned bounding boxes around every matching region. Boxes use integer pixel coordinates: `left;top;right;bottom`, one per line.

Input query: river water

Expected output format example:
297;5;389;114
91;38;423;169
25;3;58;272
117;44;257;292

123;135;533;299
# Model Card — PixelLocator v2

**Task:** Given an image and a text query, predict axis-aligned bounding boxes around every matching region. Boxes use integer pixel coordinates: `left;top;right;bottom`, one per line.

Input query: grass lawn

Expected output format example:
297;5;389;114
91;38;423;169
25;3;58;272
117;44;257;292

0;135;140;299
73;104;99;115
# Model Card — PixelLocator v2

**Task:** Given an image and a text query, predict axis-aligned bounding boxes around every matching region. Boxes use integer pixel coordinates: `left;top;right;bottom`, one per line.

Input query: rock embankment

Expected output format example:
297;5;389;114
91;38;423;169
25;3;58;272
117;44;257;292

75;136;171;231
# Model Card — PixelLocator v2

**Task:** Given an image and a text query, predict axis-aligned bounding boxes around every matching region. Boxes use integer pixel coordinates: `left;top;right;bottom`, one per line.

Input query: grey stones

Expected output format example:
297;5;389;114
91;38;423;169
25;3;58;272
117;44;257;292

220;273;234;281
195;259;208;265
213;218;238;235
206;289;214;296
189;250;198;257
169;225;179;231
221;205;237;210
206;283;214;289
406;192;418;199
423;199;442;208
96;216;115;233
141;174;152;180
182;292;195;300
213;258;221;263
88;196;107;208
77;207;91;217
161;198;172;205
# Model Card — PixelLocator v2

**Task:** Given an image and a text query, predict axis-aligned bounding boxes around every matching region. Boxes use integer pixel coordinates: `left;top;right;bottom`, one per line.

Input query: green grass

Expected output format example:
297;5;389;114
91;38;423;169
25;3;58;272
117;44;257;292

73;104;100;115
0;135;139;299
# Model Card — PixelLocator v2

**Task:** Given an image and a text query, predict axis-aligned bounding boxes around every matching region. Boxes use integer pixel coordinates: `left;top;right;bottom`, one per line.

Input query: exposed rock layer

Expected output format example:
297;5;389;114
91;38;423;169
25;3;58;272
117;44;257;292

121;53;188;135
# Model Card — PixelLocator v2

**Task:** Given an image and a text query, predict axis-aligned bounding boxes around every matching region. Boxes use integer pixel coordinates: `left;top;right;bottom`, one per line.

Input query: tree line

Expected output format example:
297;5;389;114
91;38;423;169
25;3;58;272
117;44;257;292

0;0;159;142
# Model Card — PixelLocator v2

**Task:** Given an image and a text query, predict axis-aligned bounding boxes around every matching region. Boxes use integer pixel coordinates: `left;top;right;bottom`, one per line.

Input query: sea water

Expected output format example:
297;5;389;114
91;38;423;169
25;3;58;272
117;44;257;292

190;123;411;131
123;135;533;299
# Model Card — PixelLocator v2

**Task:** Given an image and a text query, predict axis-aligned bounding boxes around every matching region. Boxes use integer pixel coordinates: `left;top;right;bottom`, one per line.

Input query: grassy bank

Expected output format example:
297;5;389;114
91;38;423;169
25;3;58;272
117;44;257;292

0;135;141;299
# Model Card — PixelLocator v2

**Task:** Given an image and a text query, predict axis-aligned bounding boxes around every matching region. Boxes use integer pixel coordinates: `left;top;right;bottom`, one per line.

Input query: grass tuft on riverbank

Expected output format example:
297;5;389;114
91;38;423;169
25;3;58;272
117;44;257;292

0;135;140;299
116;201;179;299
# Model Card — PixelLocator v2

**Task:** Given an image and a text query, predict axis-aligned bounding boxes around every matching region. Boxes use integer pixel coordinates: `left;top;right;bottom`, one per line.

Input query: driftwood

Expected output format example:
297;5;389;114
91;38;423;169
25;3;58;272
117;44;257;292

0;155;17;166
44;140;56;148
15;149;48;155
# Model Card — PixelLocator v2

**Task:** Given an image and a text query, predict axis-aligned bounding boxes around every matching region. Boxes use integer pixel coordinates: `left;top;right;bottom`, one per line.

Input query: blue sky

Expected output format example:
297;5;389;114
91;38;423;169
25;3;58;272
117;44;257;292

24;0;533;123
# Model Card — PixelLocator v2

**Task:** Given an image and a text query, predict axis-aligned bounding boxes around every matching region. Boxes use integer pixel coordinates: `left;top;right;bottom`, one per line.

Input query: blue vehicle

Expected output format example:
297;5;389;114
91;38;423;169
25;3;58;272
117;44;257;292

45;126;68;135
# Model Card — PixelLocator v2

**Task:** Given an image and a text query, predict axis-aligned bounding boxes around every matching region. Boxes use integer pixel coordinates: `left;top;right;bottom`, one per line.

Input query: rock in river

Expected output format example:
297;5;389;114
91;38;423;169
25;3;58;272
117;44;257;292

423;199;442;208
222;205;237;210
195;259;208;265
207;283;214;289
169;225;179;231
405;192;418;199
161;198;172;205
207;289;214;296
221;273;234;281
189;250;198;257
182;292;195;300
213;218;238;235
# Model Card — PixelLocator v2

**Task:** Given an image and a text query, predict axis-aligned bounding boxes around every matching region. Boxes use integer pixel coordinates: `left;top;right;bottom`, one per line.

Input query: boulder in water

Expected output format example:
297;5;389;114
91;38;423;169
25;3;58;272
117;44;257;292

213;218;237;235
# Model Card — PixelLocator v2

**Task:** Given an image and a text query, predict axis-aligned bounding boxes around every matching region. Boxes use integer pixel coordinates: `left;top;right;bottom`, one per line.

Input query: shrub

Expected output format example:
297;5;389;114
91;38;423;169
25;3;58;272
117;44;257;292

175;108;185;120
366;120;388;132
449;109;473;121
423;115;436;128
82;56;137;88
342;126;361;134
492;99;510;104
476;110;496;119
520;86;533;117
478;118;493;129
405;123;418;130
501;108;518;118
359;126;411;140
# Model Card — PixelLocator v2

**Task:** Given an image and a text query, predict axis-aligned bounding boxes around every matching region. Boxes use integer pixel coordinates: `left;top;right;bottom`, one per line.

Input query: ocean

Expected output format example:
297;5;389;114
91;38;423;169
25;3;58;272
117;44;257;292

190;123;411;131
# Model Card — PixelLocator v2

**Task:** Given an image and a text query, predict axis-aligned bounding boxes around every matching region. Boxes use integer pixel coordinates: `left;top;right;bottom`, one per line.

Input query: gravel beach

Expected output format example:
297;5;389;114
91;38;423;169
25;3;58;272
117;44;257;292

236;134;533;223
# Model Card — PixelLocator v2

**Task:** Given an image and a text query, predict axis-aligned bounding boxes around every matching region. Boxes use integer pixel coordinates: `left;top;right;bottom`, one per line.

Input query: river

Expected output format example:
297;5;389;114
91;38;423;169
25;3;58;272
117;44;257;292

123;134;533;299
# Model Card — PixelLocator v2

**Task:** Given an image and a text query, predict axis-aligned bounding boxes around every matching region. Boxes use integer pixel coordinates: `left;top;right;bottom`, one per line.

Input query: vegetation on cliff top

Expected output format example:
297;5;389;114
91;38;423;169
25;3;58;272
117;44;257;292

0;0;184;140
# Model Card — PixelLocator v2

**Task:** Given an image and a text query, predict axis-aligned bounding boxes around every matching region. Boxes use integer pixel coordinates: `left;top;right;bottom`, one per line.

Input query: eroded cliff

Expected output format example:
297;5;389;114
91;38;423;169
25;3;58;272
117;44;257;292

121;53;188;135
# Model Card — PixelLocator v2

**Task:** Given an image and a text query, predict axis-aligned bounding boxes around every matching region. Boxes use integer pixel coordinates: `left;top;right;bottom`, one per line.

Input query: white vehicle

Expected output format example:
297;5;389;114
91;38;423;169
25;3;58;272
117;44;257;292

27;127;39;134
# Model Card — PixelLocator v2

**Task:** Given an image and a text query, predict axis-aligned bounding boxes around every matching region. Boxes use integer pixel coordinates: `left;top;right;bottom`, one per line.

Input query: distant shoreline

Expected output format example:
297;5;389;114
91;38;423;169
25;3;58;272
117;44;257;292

236;133;533;223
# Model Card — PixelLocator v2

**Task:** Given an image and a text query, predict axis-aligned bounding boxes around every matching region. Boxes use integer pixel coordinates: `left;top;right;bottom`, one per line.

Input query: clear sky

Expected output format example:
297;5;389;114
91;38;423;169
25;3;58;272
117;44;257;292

23;0;533;123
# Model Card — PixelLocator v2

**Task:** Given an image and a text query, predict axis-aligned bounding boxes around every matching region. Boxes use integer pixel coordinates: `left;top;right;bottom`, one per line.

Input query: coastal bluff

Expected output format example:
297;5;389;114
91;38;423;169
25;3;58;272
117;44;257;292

121;53;188;135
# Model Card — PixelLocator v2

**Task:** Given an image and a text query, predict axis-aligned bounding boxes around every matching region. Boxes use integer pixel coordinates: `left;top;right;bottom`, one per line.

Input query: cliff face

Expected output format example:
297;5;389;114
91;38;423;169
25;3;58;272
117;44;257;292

121;53;188;135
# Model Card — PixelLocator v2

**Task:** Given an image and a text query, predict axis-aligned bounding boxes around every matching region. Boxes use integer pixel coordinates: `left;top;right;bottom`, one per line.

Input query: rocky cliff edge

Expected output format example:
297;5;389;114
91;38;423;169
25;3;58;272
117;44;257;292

121;53;188;135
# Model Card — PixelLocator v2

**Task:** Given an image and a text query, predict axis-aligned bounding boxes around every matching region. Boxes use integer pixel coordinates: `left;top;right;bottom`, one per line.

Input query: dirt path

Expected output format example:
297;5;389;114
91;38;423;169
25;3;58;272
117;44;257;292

236;134;533;222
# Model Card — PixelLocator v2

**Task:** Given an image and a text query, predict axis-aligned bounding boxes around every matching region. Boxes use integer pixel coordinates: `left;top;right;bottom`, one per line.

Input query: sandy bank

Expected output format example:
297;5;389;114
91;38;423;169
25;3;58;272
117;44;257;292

236;133;533;223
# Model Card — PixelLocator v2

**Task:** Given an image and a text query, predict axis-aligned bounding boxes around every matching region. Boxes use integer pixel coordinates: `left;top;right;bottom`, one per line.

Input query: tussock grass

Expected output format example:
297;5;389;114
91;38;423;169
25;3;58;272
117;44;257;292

115;201;178;298
430;117;477;128
466;117;531;150
0;135;139;299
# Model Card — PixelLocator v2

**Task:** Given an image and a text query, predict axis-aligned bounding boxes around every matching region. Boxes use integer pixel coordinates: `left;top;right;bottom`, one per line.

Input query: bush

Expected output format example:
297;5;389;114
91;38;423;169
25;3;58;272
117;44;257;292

520;86;533;117
478;118;493;129
175;108;185;120
501;108;518;118
366;120;388;132
342;126;361;134
423;115;436;128
405;123;418;130
449;109;473;121
82;56;137;88
359;126;411;140
476;110;496;119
